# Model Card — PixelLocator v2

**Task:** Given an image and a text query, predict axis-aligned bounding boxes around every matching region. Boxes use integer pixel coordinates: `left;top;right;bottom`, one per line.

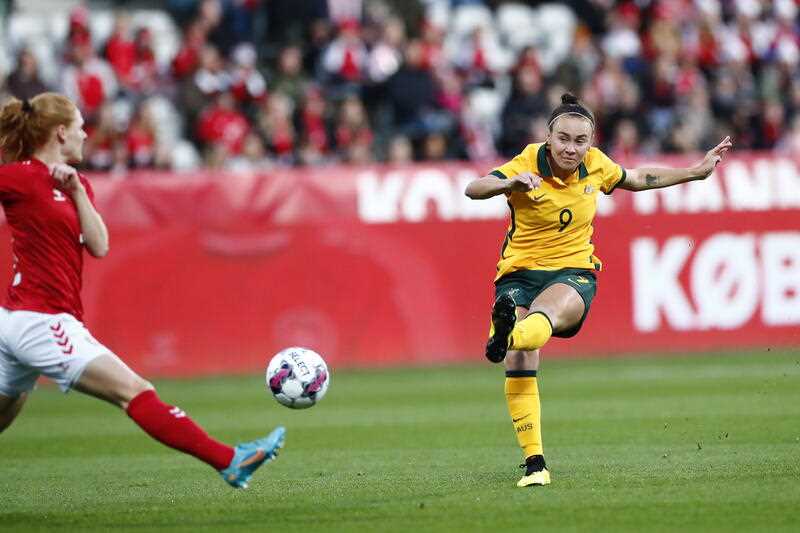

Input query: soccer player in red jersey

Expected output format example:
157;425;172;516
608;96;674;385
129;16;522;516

0;92;284;489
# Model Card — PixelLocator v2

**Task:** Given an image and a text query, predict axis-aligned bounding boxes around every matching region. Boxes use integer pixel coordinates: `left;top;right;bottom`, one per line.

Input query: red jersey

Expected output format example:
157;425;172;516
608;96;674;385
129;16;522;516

0;159;94;321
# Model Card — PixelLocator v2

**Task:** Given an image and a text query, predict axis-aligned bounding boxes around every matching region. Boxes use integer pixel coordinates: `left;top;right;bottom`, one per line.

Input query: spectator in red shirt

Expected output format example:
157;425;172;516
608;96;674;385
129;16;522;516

229;43;267;109
126;106;158;168
67;4;92;50
256;92;296;163
129;28;160;95
104;12;137;89
181;44;230;128
196;91;251;160
322;19;367;86
172;20;208;80
62;41;118;121
299;86;330;154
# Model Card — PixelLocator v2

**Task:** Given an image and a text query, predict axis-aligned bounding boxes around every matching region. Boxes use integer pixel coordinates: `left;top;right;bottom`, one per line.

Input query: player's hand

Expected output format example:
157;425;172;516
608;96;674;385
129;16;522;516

694;136;733;179
51;164;85;195
507;172;541;193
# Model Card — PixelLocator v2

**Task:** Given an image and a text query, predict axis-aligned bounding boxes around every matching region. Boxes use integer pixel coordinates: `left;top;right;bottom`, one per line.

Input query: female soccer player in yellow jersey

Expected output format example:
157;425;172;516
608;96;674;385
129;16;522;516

465;93;732;488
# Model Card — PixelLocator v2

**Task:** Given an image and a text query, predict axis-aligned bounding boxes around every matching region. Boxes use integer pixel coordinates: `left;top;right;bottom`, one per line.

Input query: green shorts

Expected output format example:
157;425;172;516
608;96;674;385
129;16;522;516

494;268;597;338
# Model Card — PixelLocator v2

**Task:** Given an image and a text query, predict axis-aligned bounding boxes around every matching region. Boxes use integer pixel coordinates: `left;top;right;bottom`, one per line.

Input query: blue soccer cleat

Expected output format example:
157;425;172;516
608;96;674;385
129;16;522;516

219;426;286;489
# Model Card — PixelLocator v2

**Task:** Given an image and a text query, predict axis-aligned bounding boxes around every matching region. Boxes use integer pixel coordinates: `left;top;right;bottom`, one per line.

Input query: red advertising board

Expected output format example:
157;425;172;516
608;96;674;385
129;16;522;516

1;153;798;376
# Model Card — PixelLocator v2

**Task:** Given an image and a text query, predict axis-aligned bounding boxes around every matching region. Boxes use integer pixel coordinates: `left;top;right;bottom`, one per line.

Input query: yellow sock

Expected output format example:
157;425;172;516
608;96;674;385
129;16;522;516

505;372;543;459
510;312;552;351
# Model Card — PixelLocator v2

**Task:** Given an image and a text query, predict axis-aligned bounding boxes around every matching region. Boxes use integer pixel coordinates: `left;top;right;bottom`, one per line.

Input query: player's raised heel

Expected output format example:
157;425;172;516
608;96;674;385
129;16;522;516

517;455;551;488
485;293;517;363
219;426;286;489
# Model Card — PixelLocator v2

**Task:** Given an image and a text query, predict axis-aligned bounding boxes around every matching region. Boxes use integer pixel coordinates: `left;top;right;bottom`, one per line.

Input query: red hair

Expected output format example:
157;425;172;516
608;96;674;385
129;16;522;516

0;92;77;163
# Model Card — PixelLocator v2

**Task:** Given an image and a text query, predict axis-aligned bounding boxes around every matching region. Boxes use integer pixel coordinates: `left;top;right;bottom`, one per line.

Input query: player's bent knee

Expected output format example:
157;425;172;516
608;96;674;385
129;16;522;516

135;379;154;396
119;377;154;408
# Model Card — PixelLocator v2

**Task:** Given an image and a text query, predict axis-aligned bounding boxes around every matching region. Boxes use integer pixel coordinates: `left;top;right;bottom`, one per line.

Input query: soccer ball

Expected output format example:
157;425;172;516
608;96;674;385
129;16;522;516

266;347;330;409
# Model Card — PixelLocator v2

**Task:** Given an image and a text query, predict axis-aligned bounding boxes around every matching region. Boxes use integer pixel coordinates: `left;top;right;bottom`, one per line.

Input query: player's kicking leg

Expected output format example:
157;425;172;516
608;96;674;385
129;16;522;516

219;426;286;489
74;352;285;489
486;292;517;363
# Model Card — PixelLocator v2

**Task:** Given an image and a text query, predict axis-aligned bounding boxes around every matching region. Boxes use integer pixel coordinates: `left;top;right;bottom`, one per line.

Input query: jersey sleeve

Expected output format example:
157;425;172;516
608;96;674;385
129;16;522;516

0;164;29;201
596;150;627;194
489;144;536;180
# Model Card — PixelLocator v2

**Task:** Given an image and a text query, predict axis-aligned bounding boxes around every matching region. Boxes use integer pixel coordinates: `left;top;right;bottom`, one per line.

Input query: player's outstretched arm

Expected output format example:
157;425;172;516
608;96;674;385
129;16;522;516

619;136;733;192
465;172;542;199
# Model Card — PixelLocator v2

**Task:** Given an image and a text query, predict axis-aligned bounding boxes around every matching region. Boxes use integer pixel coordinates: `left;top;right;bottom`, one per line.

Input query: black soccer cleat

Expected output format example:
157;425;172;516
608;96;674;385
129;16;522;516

485;292;517;363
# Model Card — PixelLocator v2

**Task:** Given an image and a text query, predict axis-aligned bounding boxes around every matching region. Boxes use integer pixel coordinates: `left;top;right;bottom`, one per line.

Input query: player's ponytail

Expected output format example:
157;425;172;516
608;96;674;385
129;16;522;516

0;92;77;163
548;92;595;132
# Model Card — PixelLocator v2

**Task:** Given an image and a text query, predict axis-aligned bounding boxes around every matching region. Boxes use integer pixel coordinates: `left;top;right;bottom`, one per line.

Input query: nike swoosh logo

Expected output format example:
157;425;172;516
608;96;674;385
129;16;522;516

512;415;530;423
533;195;545;201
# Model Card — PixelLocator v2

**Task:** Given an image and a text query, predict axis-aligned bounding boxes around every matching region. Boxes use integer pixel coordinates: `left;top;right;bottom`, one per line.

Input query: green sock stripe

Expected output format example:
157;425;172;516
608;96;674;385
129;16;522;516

505;370;538;377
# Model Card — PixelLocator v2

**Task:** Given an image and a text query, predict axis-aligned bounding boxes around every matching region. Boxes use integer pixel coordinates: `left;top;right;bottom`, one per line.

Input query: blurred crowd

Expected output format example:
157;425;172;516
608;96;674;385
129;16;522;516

1;0;800;173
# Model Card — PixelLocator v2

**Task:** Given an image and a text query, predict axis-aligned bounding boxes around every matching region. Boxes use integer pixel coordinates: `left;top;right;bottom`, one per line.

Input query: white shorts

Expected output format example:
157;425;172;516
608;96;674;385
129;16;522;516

0;308;114;396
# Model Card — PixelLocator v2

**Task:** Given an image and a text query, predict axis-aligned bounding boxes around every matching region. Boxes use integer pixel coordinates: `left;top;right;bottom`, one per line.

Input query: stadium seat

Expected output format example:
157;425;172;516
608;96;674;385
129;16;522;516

450;4;494;37
531;4;576;74
495;3;538;51
89;11;115;49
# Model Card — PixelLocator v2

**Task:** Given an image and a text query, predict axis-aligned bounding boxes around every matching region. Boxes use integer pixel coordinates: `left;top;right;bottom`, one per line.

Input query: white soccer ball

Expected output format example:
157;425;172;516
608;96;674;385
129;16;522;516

266;347;330;409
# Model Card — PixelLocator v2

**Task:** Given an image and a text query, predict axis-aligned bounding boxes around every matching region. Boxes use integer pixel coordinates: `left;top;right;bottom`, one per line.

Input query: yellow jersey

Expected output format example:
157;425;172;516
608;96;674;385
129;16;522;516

490;142;626;280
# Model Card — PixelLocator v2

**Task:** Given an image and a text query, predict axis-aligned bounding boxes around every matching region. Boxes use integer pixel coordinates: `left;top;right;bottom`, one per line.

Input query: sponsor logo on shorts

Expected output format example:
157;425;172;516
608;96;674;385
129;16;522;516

571;276;590;285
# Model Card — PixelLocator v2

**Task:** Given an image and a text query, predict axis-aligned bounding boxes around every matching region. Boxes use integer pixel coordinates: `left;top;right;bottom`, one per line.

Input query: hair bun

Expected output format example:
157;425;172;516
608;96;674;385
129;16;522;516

561;92;579;105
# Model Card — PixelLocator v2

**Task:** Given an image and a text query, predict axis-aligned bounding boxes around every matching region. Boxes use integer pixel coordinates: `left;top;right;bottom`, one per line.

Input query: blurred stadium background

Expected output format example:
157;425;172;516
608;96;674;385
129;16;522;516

0;0;799;374
2;1;800;531
2;0;799;171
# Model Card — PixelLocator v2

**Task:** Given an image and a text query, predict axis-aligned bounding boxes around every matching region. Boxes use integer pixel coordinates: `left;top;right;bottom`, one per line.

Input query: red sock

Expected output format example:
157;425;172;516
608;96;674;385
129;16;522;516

126;390;235;471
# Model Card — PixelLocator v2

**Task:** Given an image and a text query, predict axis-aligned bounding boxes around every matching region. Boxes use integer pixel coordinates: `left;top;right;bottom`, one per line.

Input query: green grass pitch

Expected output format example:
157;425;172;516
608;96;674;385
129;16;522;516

2;350;799;532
